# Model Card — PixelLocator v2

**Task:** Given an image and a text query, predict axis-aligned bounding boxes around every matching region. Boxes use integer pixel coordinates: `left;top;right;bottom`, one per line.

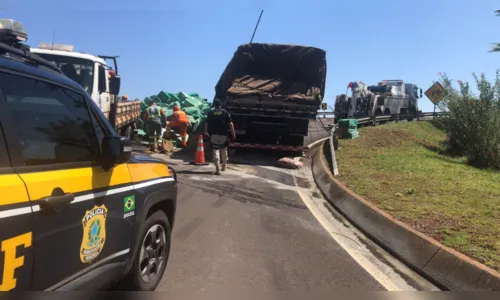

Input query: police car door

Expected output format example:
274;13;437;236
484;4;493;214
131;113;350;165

0;95;34;291
0;71;135;290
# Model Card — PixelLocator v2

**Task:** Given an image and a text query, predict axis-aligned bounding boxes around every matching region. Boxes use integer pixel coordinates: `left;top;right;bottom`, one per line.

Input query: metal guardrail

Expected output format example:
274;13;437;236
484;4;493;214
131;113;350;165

319;111;446;126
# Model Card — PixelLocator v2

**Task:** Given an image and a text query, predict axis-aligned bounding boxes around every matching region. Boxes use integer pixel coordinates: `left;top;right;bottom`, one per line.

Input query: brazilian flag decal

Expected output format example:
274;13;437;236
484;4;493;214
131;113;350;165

124;195;136;213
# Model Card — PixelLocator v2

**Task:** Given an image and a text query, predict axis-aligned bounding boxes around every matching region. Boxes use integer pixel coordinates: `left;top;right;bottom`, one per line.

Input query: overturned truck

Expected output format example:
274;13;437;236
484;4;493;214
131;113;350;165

334;80;423;121
215;43;327;152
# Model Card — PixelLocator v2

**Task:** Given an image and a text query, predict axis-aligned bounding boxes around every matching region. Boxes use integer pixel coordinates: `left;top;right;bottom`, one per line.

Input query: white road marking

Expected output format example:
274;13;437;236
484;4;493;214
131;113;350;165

295;187;408;291
174;152;437;291
293;168;439;292
183;160;437;291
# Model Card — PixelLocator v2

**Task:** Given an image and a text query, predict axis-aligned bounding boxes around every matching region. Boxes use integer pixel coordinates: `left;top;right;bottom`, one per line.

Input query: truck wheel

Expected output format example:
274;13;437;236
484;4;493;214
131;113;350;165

121;210;171;291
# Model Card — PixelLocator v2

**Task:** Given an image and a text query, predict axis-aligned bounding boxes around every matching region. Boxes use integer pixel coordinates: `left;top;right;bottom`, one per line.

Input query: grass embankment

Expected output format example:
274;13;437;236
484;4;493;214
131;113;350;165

325;121;500;271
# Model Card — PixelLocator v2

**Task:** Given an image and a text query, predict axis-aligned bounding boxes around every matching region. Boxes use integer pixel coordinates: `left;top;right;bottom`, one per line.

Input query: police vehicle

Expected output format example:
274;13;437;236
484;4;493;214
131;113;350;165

0;19;177;290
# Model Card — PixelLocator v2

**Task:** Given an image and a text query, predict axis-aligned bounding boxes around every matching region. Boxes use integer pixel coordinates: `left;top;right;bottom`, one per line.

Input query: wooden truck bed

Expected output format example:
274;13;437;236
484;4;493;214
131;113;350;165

115;100;141;129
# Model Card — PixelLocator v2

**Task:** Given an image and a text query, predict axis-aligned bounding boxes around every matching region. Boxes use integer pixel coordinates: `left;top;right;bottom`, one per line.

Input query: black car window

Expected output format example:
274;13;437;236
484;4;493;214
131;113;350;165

89;107;106;154
0;72;101;166
0;122;10;168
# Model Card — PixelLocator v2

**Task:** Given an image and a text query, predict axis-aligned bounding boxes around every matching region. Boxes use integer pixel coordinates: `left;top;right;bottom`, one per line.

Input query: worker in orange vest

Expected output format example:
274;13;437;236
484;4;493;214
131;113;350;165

166;105;191;147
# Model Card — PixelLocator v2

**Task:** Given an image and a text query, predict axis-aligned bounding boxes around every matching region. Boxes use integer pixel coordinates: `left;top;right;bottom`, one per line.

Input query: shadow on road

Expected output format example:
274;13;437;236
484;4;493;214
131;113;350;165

178;176;307;210
225;148;294;167
168;144;294;168
175;170;214;175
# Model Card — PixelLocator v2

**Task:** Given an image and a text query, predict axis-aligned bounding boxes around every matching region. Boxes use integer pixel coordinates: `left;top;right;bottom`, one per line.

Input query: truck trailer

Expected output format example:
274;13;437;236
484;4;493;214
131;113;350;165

214;43;327;152
334;80;423;121
31;44;140;138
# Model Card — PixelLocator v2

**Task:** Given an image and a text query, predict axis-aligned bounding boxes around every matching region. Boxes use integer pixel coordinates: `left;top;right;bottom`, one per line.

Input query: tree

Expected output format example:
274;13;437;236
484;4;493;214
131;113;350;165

490;10;500;52
438;71;500;169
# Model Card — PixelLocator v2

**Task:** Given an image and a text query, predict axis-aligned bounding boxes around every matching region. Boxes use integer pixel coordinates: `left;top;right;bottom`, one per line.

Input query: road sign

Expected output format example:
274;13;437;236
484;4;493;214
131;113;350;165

425;82;446;105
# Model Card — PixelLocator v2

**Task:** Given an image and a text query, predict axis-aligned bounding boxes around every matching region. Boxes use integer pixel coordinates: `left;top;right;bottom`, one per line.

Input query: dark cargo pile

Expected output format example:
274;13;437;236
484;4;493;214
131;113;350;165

215;43;327;105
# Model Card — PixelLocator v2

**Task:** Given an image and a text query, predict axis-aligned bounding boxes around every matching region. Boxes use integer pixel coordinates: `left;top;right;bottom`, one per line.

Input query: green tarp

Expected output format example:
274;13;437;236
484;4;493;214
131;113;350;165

137;91;211;148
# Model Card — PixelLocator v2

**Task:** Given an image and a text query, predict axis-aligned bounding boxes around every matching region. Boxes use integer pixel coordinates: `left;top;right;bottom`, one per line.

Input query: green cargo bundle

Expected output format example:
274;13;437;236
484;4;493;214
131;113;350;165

338;119;359;139
338;119;358;129
137;91;212;148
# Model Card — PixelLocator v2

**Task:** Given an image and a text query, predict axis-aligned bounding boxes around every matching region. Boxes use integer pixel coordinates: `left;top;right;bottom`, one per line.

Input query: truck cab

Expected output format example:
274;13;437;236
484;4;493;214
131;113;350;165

31;45;139;138
30;45;121;120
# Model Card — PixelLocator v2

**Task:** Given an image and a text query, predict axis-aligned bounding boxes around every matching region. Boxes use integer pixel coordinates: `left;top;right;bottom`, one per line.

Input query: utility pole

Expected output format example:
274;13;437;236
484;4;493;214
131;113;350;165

250;10;264;43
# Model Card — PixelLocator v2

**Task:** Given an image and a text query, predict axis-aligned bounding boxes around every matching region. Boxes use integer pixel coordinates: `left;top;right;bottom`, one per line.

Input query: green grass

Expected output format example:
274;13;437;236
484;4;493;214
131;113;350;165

328;121;500;271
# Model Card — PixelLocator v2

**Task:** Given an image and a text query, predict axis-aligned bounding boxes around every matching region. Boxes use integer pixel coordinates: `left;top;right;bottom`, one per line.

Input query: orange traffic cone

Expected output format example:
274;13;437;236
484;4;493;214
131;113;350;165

190;135;209;165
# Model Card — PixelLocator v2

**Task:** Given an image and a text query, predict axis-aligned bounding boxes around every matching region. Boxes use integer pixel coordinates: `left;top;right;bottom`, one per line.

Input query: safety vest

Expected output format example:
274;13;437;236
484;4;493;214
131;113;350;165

173;111;189;123
148;106;161;121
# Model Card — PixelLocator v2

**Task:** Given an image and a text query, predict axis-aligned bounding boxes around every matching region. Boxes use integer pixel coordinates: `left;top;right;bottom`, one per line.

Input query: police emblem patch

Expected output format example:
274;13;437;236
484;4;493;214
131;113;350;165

80;205;107;263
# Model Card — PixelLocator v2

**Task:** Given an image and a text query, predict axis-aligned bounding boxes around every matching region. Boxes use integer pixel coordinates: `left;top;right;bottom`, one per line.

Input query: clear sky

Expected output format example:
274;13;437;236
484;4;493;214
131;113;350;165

3;0;500;112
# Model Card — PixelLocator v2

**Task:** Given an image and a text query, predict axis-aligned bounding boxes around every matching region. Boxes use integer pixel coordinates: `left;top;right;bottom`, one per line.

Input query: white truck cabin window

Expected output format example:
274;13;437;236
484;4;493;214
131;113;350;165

33;53;95;94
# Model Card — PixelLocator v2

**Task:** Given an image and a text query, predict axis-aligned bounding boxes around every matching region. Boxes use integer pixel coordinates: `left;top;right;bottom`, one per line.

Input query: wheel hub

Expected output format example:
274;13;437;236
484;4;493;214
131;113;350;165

139;224;166;283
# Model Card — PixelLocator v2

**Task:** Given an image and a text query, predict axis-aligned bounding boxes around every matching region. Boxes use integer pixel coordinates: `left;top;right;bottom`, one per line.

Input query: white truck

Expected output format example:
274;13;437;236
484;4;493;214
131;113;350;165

31;43;140;138
334;80;423;121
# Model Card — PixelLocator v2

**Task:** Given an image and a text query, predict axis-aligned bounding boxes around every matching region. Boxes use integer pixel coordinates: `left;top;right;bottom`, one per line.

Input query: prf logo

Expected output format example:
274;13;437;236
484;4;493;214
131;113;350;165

80;205;107;263
0;232;32;291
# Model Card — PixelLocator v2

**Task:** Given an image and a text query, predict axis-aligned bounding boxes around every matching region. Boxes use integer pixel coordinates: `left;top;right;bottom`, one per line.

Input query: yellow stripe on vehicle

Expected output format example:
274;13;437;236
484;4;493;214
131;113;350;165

19;164;133;200
0;174;30;206
127;163;171;183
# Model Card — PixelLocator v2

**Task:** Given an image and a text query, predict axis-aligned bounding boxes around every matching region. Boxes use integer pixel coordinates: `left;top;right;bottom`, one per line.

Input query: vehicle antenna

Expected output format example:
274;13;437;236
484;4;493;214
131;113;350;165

51;28;55;50
250;10;264;43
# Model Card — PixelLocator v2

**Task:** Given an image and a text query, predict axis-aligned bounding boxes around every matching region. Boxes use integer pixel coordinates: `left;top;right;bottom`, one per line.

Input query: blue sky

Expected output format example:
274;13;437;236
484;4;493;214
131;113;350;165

3;0;500;112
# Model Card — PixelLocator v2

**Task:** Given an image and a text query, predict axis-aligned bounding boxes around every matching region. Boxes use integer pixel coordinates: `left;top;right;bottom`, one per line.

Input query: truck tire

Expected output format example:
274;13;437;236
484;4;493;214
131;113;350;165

120;210;171;291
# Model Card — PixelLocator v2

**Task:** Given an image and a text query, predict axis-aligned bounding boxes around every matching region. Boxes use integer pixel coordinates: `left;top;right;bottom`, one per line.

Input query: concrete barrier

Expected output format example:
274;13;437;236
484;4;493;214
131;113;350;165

312;141;500;291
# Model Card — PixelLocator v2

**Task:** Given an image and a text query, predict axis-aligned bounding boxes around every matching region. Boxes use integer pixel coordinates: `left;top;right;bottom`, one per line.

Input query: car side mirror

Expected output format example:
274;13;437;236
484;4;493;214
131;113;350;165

119;136;132;163
110;75;121;95
101;136;121;170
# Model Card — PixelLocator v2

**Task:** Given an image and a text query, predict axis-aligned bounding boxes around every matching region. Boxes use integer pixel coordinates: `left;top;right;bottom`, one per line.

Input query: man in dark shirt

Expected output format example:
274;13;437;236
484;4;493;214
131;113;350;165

204;98;236;175
143;101;167;152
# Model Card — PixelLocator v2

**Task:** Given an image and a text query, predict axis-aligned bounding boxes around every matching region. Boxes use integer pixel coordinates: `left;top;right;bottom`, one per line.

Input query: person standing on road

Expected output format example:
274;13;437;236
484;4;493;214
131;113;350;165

204;98;236;175
166;105;191;148
143;101;167;152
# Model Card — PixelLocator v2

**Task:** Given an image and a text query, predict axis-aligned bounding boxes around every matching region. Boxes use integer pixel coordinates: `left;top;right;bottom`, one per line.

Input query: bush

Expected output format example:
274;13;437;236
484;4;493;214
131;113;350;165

438;71;500;169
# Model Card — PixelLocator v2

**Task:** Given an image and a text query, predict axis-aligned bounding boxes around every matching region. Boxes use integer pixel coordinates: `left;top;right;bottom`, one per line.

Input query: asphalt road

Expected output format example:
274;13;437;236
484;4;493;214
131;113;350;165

152;153;378;291
143;149;437;292
131;119;438;292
